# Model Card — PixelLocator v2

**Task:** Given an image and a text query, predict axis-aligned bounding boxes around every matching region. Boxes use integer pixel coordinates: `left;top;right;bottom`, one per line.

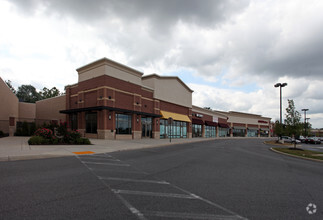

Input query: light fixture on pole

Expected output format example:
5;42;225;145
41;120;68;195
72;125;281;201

306;118;310;135
301;108;309;137
274;83;288;139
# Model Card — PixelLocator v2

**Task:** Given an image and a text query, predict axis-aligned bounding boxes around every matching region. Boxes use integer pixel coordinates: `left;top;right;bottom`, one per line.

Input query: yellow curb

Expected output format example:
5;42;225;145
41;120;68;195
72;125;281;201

73;151;95;155
269;147;323;163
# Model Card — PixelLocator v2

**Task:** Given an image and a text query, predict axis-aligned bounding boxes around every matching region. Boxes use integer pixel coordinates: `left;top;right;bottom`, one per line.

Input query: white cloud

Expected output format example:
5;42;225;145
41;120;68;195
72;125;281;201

1;0;323;128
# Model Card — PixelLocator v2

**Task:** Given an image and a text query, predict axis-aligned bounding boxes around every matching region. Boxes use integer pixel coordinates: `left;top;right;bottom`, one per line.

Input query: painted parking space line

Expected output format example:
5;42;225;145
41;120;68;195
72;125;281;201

99;176;170;184
82;161;130;166
142;210;245;220
73;151;95;155
112;189;197;199
170;184;247;219
76;153;248;220
92;168;148;175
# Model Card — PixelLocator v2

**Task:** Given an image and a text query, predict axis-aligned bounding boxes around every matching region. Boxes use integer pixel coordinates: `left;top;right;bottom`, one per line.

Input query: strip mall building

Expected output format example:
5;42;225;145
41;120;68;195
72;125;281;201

0;58;272;139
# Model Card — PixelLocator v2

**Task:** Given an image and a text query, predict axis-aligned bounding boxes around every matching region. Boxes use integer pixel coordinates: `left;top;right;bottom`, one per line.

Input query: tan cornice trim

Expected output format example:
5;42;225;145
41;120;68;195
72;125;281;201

142;73;194;93
76;57;143;77
97;98;115;101
141;96;154;101
141;85;154;92
70;86;155;101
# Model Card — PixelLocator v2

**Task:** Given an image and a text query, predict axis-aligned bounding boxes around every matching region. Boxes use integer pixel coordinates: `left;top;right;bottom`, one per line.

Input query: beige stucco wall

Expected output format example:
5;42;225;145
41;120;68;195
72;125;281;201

36;95;66;125
18;102;36;122
225;112;271;126
78;58;143;86
192;105;227;120
142;76;192;108
0;77;18;133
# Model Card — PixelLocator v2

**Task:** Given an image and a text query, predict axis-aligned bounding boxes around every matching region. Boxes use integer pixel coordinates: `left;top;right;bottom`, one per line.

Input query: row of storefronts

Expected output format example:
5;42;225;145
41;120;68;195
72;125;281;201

0;58;272;138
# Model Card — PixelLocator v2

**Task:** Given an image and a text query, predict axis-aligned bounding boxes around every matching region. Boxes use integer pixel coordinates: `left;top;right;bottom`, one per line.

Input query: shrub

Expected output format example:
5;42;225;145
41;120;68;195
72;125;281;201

51;137;59;145
42;121;58;133
0;130;8;138
29;124;90;145
57;121;68;137
70;130;81;139
28;136;45;145
75;138;84;145
81;138;91;145
74;137;91;145
34;128;53;139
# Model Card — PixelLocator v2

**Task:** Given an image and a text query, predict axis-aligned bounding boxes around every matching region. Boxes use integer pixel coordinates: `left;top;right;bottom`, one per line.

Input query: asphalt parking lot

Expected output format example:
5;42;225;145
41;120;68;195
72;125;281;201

1;138;322;219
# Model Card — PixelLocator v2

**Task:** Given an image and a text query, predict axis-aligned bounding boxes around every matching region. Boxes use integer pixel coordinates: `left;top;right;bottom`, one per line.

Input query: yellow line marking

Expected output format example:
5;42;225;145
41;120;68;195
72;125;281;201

73;151;95;155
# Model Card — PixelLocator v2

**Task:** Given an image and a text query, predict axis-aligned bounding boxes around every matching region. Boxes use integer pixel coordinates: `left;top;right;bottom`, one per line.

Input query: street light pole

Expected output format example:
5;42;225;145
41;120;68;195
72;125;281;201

306;118;310;136
301;109;309;137
274;82;287;139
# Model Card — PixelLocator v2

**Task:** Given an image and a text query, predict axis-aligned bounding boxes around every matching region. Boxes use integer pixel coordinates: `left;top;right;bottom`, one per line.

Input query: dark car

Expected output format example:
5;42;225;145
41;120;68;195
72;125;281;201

305;137;321;144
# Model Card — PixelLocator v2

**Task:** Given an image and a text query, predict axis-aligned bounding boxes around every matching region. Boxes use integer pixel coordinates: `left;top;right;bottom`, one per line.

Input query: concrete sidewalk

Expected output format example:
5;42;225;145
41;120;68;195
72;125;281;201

0;136;220;161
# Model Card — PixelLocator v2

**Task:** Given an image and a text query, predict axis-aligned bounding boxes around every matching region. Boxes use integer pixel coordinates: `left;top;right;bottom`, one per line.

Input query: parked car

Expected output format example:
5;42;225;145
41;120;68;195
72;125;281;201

305;137;321;144
281;136;301;144
297;136;306;143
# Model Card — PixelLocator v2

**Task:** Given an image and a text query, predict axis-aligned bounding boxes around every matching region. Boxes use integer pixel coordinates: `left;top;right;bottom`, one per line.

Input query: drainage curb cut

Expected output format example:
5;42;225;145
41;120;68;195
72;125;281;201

269;147;323;163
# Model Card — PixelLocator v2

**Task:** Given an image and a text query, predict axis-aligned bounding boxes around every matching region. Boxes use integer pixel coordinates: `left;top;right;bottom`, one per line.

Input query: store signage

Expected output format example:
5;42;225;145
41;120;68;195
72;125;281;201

196;113;203;118
213;116;218;123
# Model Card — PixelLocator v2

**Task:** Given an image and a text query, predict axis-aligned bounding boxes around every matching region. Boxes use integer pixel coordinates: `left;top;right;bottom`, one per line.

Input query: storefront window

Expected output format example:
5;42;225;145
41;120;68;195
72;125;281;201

205;125;216;138
160;119;168;139
218;127;228;137
116;114;132;134
86;112;97;134
160;120;187;139
192;124;202;137
260;129;269;137
70;113;78;131
247;129;258;137
233;128;245;137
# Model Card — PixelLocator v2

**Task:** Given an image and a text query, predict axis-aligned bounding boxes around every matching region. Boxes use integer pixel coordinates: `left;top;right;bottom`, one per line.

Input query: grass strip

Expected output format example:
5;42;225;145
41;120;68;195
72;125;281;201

273;147;323;161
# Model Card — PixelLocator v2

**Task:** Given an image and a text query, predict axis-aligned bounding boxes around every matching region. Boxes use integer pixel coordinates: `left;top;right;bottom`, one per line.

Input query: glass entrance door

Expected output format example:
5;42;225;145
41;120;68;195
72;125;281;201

141;117;152;138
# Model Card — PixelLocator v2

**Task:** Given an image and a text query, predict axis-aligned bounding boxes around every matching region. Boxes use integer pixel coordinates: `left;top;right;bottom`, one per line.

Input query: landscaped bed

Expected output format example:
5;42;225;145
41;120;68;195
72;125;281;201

28;122;91;145
272;147;323;161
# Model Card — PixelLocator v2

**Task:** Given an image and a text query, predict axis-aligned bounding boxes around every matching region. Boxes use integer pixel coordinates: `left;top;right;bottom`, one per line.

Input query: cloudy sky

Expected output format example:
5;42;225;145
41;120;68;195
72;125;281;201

1;0;323;128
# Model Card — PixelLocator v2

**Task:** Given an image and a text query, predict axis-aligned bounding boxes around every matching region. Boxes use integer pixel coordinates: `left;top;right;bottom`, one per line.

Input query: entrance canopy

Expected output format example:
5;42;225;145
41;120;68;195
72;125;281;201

160;110;191;122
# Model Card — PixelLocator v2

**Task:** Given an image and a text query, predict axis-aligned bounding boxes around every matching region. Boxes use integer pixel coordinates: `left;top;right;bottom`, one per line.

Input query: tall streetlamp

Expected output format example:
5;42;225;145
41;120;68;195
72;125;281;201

306;118;310;136
301;108;309;137
274;82;288;126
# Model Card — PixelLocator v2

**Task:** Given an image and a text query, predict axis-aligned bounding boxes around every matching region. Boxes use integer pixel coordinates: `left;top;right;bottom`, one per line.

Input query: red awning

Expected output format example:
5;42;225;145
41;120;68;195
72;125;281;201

218;123;230;128
205;121;218;127
192;118;204;125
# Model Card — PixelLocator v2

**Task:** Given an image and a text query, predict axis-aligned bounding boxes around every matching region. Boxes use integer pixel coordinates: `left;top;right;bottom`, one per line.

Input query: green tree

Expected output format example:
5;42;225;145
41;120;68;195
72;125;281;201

39;87;61;99
274;120;284;139
16;85;42;103
300;121;312;137
284;99;302;148
5;80;16;94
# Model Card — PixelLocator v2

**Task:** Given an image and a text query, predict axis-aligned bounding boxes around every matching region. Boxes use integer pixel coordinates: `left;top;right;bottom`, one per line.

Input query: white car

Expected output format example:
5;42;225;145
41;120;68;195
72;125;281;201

281;136;301;144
